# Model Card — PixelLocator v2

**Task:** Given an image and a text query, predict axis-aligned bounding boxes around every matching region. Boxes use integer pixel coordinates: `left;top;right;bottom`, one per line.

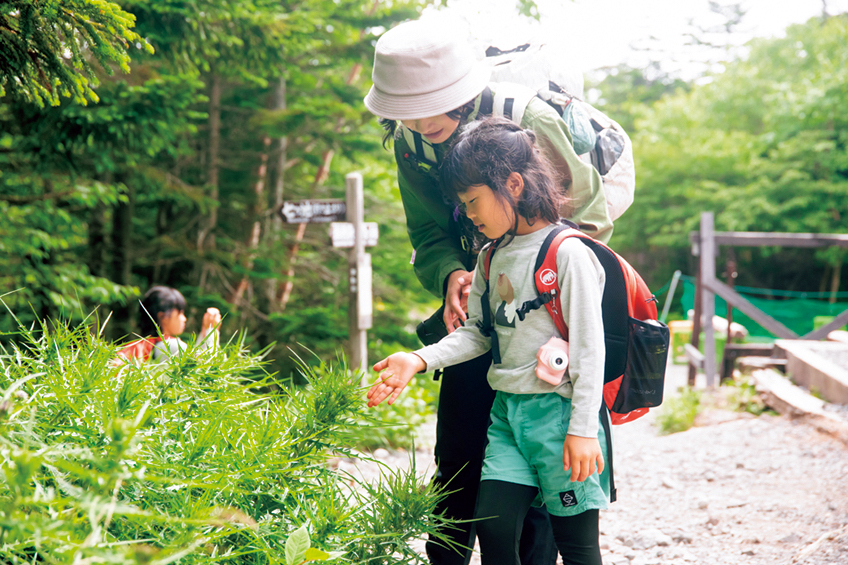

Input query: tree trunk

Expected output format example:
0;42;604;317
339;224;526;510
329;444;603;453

278;149;334;310
198;73;222;254
88;203;107;278
230;136;272;305
111;179;134;339
279;222;308;310
265;76;287;309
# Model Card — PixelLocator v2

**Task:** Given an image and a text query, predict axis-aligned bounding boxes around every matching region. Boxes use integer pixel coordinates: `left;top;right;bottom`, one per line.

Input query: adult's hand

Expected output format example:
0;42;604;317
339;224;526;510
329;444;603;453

444;270;472;333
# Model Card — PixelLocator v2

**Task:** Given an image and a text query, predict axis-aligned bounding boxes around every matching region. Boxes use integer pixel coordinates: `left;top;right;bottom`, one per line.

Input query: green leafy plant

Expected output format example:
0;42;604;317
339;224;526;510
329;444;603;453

0;317;453;564
655;387;702;435
722;374;773;415
353;373;439;451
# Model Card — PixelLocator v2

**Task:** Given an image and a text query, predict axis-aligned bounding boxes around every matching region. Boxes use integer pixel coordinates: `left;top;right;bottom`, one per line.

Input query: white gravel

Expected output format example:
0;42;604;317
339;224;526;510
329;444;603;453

340;363;848;565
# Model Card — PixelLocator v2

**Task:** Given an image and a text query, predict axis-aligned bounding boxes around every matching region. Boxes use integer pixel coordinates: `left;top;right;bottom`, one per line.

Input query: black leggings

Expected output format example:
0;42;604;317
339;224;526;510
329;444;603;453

476;480;602;565
426;353;557;565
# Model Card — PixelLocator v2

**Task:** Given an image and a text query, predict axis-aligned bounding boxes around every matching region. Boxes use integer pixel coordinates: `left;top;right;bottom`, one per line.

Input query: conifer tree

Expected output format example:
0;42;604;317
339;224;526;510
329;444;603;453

0;0;152;106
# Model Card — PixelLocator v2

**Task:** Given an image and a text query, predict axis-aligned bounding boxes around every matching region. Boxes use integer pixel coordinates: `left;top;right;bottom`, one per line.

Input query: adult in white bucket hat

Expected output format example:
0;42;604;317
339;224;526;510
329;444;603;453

364;16;613;565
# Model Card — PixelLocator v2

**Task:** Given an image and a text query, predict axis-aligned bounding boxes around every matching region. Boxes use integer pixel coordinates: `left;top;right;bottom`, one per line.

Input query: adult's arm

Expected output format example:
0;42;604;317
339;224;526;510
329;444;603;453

394;135;469;298
522;99;614;244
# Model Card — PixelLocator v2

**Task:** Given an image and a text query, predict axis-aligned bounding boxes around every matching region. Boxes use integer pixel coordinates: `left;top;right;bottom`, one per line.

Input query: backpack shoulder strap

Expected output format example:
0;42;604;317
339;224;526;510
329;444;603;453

532;225;572;340
401;126;438;168
490;82;537;125
477;242;502;364
482;243;497;281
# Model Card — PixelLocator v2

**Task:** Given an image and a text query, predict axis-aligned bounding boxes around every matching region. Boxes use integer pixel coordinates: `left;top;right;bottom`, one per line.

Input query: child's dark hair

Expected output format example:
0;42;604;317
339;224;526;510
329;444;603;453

440;117;563;233
139;286;187;336
379;99;477;147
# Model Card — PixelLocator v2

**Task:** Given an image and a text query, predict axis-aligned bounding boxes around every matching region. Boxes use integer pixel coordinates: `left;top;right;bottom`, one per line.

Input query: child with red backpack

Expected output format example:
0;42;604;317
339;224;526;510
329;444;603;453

118;286;221;363
368;117;613;565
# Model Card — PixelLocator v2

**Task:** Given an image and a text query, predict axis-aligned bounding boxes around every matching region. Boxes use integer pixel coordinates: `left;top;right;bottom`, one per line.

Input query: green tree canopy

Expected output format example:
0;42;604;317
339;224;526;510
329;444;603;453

0;0;152;106
607;14;848;295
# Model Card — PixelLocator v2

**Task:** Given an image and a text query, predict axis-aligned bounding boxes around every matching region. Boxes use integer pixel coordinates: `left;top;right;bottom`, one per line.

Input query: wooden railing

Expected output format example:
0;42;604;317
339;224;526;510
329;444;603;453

688;212;848;386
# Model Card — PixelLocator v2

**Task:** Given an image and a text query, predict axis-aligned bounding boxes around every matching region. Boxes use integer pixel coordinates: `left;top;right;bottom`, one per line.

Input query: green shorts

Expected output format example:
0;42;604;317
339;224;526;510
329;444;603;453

480;391;611;517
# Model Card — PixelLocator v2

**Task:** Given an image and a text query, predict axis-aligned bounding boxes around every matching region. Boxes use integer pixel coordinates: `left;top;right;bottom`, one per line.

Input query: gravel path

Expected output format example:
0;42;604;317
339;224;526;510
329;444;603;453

339;364;848;564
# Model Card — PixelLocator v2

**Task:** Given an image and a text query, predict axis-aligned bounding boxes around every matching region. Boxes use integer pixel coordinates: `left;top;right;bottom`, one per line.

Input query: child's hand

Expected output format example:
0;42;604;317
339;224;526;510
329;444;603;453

563;434;605;482
201;308;222;333
367;353;426;407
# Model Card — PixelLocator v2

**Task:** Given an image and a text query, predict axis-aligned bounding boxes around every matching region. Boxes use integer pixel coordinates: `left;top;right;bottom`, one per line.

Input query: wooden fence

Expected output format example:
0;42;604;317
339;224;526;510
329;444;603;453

687;212;848;386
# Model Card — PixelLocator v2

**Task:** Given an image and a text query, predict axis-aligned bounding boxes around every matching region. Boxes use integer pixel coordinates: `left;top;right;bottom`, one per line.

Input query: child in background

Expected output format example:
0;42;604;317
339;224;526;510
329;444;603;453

119;286;221;362
367;118;611;565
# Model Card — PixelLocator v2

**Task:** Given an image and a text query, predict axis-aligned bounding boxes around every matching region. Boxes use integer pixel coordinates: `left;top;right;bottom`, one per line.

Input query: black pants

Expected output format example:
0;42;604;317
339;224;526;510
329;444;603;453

476;481;602;565
425;353;558;565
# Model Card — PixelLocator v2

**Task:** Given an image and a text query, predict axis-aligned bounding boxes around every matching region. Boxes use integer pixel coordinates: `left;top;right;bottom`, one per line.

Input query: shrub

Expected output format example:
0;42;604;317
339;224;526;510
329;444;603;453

353;373;439;451
0;320;454;564
722;374;773;416
655;387;702;435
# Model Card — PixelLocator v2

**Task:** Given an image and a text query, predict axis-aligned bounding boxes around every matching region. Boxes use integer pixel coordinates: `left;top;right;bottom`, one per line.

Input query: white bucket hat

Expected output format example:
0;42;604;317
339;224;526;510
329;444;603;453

364;18;491;121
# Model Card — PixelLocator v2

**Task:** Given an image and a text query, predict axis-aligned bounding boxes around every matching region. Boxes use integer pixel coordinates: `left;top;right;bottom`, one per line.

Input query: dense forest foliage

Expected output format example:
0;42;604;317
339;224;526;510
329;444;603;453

597;14;848;299
1;0;432;378
2;2;847;378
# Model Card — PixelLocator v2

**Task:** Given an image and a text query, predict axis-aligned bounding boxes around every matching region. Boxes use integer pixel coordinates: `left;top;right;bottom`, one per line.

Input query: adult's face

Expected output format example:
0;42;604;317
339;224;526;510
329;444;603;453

401;113;460;144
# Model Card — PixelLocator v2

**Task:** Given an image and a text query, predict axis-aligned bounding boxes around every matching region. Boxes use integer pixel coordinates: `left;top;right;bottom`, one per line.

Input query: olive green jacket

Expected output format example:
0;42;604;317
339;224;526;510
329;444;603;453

394;84;613;299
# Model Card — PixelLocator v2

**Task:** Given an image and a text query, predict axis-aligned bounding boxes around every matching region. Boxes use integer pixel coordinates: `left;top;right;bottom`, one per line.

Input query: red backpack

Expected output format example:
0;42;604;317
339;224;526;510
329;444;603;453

480;224;669;423
118;337;162;362
479;224;670;501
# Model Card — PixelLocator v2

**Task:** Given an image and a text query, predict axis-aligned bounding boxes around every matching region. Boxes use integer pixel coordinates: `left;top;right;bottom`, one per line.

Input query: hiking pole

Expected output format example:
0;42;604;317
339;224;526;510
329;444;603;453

660;270;682;324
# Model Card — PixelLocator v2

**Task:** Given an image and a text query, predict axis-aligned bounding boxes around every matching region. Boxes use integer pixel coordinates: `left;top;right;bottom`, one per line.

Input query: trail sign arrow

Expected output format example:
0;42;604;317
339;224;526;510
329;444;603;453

279;199;346;223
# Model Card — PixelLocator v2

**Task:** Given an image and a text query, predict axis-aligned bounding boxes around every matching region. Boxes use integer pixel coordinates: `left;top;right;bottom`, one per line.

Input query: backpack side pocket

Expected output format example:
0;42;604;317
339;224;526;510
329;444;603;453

612;318;669;414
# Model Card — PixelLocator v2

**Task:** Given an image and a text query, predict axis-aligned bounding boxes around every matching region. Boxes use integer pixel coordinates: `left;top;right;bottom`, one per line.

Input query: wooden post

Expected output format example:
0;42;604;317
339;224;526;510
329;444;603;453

346;173;371;376
720;249;737;381
701;212;717;387
725;249;736;340
689;263;702;387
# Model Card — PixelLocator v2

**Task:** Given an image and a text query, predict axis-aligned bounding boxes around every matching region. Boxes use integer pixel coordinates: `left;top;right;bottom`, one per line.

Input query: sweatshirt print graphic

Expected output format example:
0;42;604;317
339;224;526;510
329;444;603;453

495;273;517;327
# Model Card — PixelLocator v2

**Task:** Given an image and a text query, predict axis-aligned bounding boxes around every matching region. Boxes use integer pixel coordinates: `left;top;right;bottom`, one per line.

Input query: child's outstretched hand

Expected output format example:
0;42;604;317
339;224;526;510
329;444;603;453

563;435;605;483
367;353;426;407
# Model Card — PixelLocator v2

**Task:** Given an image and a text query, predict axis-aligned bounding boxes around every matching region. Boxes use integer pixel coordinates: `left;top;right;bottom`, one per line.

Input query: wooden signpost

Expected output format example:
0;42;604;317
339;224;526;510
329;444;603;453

278;172;377;376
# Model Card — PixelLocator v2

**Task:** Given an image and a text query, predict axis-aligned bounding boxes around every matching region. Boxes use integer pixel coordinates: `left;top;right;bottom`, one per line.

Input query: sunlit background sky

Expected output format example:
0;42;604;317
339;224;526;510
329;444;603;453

424;0;848;79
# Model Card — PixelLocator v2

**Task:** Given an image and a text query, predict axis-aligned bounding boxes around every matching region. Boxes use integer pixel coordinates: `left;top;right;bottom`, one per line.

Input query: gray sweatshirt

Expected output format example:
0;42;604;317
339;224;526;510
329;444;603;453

415;225;606;438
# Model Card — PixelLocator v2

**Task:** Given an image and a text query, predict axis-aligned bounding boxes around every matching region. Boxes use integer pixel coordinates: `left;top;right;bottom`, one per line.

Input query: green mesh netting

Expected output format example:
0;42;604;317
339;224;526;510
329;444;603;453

679;277;848;339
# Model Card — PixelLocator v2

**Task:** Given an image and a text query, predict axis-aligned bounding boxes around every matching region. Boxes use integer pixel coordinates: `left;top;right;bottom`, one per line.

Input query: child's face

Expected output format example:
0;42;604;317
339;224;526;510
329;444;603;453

158;309;186;337
401;113;460;144
458;184;515;240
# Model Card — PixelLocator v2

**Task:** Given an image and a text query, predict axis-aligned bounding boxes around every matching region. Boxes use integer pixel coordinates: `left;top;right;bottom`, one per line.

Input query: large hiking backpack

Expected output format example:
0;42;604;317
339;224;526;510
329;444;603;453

478;223;670;425
400;82;635;221
478;223;669;503
485;42;636;221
